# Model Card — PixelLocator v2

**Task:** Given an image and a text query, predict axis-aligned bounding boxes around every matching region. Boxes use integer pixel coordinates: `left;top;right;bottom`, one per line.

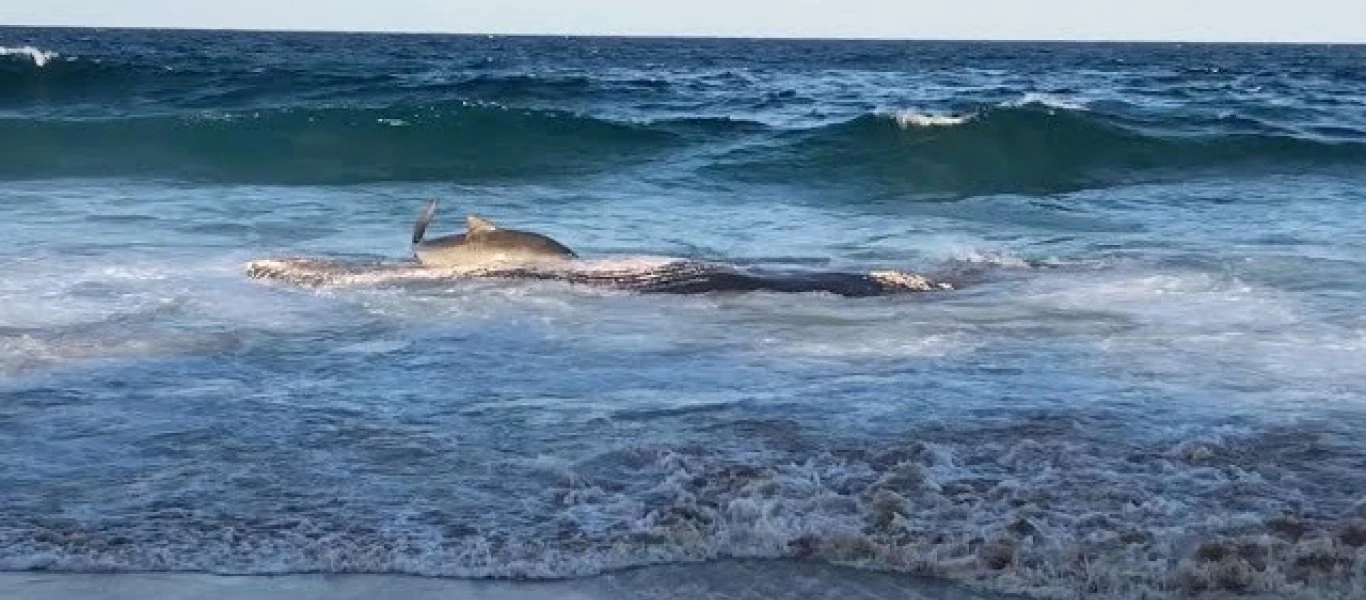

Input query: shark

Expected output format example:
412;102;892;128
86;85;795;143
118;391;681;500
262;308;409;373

410;200;576;268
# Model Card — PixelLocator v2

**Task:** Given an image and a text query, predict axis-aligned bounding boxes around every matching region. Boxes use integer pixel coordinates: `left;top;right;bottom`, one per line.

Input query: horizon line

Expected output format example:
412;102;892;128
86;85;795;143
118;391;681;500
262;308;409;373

3;23;1364;46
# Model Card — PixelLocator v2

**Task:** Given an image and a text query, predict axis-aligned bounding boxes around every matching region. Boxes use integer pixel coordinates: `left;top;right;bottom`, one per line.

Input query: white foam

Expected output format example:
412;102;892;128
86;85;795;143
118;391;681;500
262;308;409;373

1006;92;1089;111
1010;267;1366;408
0;260;177;330
2;382;1363;598
762;326;975;360
0;46;59;67
939;246;1032;268
1021;270;1297;329
0;253;364;377
882;109;974;129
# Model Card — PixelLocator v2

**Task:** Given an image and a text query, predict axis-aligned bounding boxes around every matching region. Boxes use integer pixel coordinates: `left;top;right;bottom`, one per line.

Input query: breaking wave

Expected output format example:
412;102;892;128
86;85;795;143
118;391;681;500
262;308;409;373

2;103;1364;188
883;109;977;129
3;419;1362;599
0;104;684;183
0;45;58;67
711;106;1366;195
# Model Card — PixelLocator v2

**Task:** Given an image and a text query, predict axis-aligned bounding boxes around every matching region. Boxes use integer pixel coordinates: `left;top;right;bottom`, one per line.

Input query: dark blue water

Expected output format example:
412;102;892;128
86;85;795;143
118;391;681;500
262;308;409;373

2;29;1365;599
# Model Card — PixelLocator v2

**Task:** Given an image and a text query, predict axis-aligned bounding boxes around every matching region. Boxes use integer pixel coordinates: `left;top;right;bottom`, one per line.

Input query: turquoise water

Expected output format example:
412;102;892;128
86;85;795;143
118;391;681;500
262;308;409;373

1;29;1364;598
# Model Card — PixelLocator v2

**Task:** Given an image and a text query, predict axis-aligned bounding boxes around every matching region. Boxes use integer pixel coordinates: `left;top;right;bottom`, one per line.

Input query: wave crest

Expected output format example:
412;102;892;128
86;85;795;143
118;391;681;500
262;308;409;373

881;109;976;129
1005;92;1091;111
710;105;1366;196
0;104;681;183
4;98;1365;188
0;46;59;67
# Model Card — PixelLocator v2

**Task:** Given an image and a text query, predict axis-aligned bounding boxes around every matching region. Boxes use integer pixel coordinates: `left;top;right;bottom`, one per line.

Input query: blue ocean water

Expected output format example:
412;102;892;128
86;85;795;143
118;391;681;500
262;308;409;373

1;28;1365;598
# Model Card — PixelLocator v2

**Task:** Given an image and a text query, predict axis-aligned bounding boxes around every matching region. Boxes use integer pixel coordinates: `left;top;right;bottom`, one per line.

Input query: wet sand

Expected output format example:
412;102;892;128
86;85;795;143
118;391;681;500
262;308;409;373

1;560;1019;600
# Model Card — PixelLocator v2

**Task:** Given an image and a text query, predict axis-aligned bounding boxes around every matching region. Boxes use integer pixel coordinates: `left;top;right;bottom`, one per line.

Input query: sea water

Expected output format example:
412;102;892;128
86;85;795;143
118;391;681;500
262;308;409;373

1;29;1365;598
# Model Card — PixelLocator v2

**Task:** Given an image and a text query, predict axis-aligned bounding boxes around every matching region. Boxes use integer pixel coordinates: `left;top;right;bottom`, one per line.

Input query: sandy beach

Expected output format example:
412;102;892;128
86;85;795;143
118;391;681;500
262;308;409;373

0;560;1020;600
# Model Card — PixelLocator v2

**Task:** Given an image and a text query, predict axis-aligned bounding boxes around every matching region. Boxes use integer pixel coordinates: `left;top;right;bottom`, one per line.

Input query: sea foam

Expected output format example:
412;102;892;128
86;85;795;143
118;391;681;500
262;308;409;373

883;109;975;129
0;46;59;67
1006;92;1090;111
3;423;1362;599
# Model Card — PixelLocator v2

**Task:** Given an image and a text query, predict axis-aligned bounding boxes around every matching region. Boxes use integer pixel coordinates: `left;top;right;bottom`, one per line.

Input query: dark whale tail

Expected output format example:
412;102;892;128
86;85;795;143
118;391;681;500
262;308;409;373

412;199;438;244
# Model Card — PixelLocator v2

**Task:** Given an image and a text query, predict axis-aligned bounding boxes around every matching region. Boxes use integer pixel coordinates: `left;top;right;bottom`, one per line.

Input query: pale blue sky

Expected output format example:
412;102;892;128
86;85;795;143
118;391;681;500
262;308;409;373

4;1;1363;43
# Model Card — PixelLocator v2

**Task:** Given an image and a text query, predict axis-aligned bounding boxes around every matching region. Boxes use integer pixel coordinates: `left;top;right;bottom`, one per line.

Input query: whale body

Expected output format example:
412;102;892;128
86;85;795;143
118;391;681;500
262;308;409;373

244;200;953;296
244;257;950;296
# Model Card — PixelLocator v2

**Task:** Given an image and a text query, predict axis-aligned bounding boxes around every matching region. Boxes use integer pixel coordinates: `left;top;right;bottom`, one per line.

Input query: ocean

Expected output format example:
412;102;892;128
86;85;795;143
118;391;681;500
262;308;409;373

1;28;1364;599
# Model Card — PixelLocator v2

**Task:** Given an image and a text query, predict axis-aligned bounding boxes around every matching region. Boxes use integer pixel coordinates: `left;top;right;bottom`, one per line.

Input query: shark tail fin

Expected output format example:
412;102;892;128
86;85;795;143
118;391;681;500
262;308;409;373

412;199;439;245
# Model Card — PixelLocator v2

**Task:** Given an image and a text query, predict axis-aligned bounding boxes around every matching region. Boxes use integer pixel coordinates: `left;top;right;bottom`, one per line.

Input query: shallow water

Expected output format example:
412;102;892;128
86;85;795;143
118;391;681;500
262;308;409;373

1;29;1365;599
1;561;1024;600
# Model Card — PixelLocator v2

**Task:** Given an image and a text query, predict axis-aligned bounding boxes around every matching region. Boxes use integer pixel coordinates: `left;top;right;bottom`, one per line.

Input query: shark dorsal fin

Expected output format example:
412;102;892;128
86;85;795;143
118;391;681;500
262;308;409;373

466;214;498;233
